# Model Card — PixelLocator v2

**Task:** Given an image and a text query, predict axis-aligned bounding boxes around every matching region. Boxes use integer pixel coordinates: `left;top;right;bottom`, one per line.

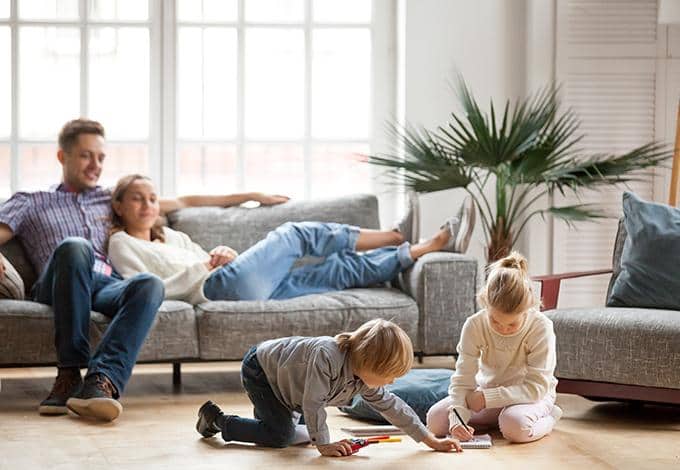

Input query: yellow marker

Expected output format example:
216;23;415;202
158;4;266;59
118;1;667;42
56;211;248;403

378;437;402;443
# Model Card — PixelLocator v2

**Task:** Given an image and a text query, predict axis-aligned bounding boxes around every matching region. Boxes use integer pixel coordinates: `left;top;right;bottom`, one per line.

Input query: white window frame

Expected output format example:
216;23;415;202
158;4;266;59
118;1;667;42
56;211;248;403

160;0;395;198
1;0;396;204
0;0;161;195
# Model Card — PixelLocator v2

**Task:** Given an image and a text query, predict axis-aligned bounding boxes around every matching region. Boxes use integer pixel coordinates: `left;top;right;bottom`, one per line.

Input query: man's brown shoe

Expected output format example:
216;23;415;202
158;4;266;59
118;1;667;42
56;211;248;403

66;373;122;422
38;367;82;416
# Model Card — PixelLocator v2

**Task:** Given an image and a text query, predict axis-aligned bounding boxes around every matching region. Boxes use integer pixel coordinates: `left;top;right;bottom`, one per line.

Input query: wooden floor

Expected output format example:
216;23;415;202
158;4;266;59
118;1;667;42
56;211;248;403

1;359;679;470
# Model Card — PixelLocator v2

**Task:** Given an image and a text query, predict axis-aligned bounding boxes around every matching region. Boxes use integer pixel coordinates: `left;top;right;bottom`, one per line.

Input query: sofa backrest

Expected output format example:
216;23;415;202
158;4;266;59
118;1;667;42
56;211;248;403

0;194;380;293
166;194;381;253
0;238;38;295
606;218;627;301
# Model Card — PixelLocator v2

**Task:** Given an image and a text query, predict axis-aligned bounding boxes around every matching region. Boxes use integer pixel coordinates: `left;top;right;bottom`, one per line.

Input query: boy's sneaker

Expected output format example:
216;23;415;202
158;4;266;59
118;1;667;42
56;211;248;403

197;400;228;438
39;367;83;416
393;192;420;244
66;373;122;422
453;196;476;253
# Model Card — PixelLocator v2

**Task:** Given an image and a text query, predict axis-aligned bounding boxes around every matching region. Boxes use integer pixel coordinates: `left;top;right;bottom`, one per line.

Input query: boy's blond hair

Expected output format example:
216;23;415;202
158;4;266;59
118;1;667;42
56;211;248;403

335;319;413;377
477;251;539;315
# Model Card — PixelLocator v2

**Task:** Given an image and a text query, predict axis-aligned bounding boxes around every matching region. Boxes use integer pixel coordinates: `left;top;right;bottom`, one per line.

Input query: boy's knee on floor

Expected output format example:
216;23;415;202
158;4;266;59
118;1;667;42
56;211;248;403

267;426;296;448
498;408;533;443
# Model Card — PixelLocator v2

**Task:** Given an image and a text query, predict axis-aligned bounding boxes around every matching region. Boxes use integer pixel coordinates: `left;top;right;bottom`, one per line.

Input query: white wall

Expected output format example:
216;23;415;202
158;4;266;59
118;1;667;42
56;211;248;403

399;0;528;264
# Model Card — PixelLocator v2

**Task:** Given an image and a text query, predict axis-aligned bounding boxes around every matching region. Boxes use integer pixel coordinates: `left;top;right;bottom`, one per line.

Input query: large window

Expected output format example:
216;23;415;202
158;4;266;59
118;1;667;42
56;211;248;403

0;0;152;196
0;0;394;200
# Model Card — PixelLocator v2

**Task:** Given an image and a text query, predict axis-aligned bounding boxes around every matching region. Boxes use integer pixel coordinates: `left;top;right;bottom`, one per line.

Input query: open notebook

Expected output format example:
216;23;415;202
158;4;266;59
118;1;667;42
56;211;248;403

459;433;492;449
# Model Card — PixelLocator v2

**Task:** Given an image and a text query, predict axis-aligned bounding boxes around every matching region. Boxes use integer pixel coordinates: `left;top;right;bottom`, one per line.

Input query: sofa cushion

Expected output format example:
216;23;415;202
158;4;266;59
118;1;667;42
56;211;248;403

166;194;380;254
546;307;680;389
0;254;25;300
91;300;199;361
0;300;102;365
339;368;452;424
196;288;418;360
607;191;680;310
605;218;626;301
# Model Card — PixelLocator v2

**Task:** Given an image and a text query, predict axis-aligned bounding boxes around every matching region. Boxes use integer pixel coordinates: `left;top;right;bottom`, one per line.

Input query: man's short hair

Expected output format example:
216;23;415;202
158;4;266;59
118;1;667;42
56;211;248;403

58;118;105;153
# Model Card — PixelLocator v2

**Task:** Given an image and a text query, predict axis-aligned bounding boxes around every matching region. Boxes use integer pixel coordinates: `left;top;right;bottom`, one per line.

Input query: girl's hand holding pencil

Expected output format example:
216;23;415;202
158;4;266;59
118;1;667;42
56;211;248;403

450;423;476;442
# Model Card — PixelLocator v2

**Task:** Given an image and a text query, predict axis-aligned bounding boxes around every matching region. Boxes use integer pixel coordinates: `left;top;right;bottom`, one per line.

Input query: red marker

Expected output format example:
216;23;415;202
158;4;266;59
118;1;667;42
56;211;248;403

348;436;402;454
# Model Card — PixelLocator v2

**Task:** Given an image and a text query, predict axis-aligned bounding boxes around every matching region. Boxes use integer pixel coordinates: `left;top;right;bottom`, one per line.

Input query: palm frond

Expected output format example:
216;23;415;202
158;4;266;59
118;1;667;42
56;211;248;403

365;75;674;261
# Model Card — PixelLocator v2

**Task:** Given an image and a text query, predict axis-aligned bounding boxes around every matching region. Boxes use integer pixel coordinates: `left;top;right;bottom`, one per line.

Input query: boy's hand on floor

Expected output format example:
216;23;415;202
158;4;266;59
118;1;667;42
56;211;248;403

317;440;354;457
450;424;475;441
423;434;463;453
466;390;486;412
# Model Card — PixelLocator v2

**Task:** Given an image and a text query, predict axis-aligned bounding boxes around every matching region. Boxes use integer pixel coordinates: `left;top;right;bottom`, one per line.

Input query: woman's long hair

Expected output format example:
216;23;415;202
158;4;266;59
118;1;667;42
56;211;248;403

109;174;165;244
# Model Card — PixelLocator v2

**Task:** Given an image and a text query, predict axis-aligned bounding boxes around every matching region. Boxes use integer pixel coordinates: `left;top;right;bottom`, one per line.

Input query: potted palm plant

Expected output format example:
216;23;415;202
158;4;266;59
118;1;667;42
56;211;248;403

368;78;671;262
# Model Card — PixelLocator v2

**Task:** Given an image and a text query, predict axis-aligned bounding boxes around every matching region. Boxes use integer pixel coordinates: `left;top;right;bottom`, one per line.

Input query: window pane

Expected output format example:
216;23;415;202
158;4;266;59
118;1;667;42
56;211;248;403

19;0;78;19
178;27;237;139
17;144;61;191
96;143;148;189
245;29;304;139
244;144;304;199
89;27;149;140
0;0;9;19
0;145;9;198
177;0;237;22
19;27;79;140
313;0;371;23
177;144;237;195
310;144;370;198
312;29;370;139
90;0;148;21
245;0;303;23
0;27;9;139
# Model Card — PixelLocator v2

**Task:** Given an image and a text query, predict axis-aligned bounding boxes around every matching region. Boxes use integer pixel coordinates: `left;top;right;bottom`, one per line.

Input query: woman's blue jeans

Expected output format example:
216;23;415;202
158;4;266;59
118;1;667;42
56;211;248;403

202;222;413;301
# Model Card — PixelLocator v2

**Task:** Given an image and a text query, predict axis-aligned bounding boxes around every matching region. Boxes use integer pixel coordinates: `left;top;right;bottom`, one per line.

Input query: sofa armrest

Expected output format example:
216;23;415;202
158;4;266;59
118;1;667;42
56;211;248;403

399;252;479;354
532;269;612;311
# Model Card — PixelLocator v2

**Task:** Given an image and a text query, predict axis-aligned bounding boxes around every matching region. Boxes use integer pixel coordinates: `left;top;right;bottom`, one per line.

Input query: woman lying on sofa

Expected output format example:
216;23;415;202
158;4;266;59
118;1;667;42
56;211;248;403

106;174;475;304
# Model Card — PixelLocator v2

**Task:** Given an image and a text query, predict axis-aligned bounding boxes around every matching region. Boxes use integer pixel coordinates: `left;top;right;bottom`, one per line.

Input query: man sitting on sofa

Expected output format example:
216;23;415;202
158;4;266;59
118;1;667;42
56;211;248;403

0;118;288;421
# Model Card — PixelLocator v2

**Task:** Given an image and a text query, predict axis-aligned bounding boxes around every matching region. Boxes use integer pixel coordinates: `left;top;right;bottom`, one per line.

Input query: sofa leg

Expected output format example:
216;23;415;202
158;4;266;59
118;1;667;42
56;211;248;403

415;352;424;364
173;362;182;386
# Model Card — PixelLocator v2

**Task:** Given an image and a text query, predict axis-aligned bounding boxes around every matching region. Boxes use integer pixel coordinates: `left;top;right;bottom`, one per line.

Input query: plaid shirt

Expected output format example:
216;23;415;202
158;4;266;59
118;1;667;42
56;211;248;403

0;184;114;276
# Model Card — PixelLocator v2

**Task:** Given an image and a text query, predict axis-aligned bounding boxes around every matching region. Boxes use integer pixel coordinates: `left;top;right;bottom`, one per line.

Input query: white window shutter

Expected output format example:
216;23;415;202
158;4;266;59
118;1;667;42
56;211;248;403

553;0;659;308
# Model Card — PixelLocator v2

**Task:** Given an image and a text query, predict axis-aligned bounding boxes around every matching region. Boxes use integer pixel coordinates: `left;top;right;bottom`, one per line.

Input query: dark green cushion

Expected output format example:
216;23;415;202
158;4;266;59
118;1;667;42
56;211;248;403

607;191;680;310
338;368;452;423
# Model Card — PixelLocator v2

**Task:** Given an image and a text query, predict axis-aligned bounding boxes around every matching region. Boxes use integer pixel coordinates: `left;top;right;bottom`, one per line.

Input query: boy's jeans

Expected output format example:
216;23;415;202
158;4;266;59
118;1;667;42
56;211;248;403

221;346;297;448
203;222;413;301
32;237;164;395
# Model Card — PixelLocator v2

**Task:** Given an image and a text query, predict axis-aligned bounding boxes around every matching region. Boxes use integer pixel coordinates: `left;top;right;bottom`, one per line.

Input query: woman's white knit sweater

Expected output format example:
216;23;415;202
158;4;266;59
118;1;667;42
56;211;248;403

448;308;558;428
108;228;212;304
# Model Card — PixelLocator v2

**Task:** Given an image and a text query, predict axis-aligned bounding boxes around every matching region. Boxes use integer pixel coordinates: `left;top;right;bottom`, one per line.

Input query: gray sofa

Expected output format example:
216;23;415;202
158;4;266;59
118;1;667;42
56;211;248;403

0;194;479;382
535;220;680;405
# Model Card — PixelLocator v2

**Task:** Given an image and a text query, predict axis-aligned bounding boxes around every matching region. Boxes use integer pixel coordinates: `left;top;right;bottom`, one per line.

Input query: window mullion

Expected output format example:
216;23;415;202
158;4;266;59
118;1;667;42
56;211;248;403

151;0;166;193
304;0;312;199
236;0;245;191
159;0;177;196
80;0;87;117
10;0;18;194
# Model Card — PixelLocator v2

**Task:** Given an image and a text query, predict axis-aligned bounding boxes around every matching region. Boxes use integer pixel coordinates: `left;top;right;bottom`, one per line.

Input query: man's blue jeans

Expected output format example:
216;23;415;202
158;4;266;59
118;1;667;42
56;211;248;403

32;237;164;396
203;222;414;301
221;346;297;448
